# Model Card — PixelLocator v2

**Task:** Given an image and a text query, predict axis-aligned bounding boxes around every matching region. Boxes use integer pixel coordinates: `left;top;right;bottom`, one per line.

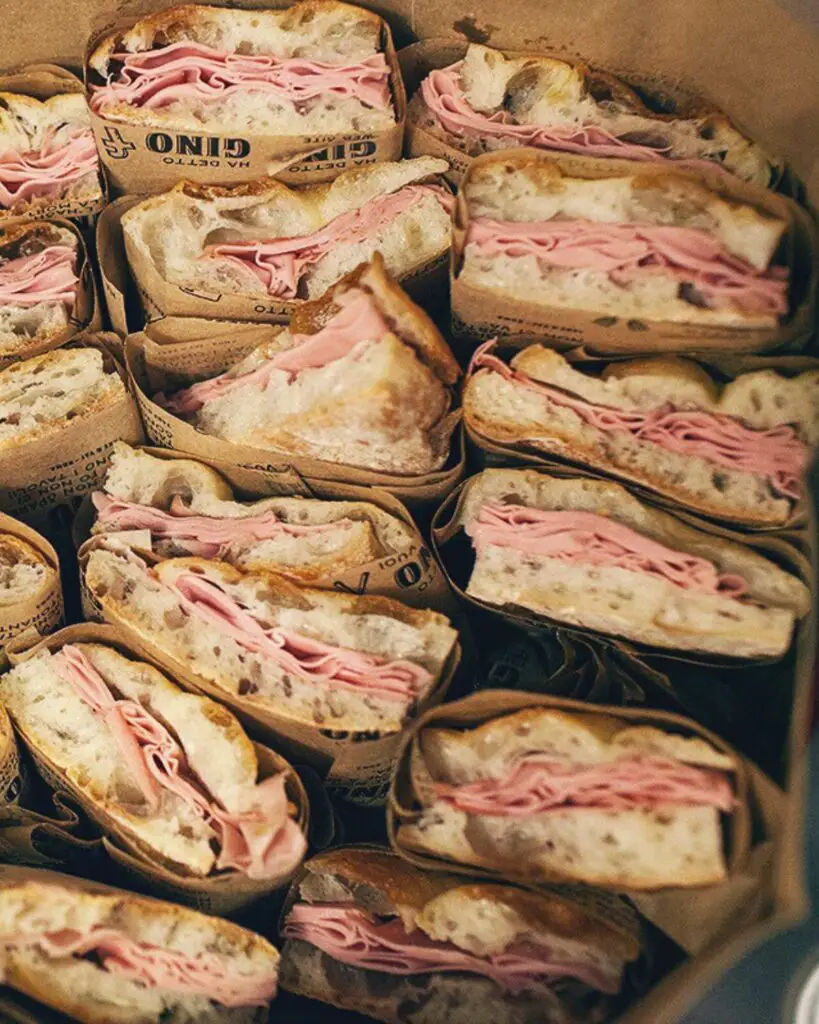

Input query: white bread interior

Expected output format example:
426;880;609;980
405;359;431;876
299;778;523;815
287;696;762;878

0;874;277;1023
464;346;819;526
0;642;301;878
0;534;52;608
95;442;417;580
398;706;733;889
163;259;459;476
0;347;125;452
121;158;450;302
281;845;636;1023
88;1;396;135
458;152;787;327
85;551;457;736
411;43;774;185
0;92;101;213
0;222;78;354
455;468;808;657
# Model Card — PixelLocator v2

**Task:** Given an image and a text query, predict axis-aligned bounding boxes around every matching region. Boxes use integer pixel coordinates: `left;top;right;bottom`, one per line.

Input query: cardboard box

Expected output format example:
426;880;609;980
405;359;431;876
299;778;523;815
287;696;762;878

85;4;407;194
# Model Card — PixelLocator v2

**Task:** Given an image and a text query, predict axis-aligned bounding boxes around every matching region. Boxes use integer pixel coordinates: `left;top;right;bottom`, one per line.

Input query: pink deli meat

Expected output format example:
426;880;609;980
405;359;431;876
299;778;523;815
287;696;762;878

3;903;277;1007
282;903;620;994
0;130;99;209
204;184;454;300
156;567;432;705
90;41;392;114
433;753;735;816
52;645;305;879
160;287;392;415
466;218;788;316
93;491;356;559
470;342;807;500
0;244;77;308
421;64;726;173
468;502;748;596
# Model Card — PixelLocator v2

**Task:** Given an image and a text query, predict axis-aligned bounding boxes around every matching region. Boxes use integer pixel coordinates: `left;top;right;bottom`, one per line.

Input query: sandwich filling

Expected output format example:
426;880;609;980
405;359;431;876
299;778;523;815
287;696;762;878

93;491;359;560
0;130;99;209
160;288;393;416
0;897;277;1007
0;245;77;309
465;219;788;317
282;903;621;995
202;184;454;299
432;752;734;816
90;41;392;115
467;502;748;597
51;644;306;879
421;63;735;172
470;344;807;500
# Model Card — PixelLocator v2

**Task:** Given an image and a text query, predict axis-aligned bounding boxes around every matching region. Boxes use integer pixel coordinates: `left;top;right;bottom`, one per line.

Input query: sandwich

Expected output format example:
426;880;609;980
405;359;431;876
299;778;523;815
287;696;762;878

84;548;458;736
155;258;461;475
464;344;819;527
279;846;641;1024
121;158;453;305
393;703;738;889
89;442;420;582
444;468;809;658
0;347;127;452
455;150;790;329
0;867;279;1022
0;640;307;880
0;530;57;618
0;222;80;357
0;91;101;218
88;1;398;137
410;44;776;185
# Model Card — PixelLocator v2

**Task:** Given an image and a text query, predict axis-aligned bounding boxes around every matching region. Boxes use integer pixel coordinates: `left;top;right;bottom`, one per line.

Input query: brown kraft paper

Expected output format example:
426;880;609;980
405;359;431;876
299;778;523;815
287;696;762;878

463;345;819;532
450;150;817;356
81;559;463;794
0;64;108;224
432;465;810;663
399;39;791;191
4;623;311;914
0;217;101;371
0;512;62;654
387;689;775;956
85;9;406;195
124;331;465;514
73;443;461;621
0;338;144;524
101;192;449;326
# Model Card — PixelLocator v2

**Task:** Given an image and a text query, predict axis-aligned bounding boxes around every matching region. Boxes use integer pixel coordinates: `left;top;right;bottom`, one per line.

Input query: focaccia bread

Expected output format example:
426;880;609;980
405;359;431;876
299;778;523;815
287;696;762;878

122;158;452;304
464;344;819;526
0;221;79;356
410;44;776;185
0;533;54;611
88;1;398;136
446;468;809;658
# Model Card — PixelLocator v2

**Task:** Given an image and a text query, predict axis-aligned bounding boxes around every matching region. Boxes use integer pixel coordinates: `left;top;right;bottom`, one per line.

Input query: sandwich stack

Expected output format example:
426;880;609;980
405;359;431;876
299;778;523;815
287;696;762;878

0;5;811;1024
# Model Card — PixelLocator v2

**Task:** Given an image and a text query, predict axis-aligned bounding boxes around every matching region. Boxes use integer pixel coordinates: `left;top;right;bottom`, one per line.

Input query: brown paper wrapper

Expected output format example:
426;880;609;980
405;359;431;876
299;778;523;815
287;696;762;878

100;189;448;327
0;217;100;371
450;150;817;356
0;512;62;654
85;9;406;195
0;338;144;525
464;346;819;532
387;689;779;957
432;466;810;664
73;444;461;624
4;623;310;913
124;330;465;514
0;65;107;225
